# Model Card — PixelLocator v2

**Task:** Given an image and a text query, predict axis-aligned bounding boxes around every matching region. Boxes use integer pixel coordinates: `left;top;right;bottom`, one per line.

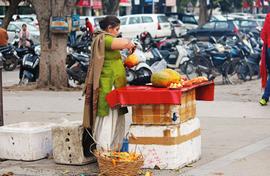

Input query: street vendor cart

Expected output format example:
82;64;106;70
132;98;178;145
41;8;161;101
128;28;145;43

106;81;214;169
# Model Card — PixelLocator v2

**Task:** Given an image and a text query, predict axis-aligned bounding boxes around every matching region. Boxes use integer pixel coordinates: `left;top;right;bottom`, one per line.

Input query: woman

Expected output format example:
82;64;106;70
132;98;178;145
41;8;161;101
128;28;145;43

83;16;136;150
19;24;31;48
260;13;270;105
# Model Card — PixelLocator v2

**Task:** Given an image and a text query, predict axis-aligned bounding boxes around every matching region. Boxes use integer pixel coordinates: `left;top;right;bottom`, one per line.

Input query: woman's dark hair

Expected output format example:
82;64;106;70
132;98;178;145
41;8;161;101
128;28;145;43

99;15;120;30
22;24;27;27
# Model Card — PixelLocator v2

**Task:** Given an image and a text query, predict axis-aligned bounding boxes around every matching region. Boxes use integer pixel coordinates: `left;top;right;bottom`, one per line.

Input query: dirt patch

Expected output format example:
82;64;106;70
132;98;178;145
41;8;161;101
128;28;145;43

3;83;83;92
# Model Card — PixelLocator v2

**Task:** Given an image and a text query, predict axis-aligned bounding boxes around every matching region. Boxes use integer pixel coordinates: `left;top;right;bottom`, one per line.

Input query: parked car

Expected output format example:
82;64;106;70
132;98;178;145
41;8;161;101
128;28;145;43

119;14;172;39
7;21;40;44
233;19;261;36
183;20;239;41
224;13;253;20
165;12;198;30
168;17;187;37
210;15;227;21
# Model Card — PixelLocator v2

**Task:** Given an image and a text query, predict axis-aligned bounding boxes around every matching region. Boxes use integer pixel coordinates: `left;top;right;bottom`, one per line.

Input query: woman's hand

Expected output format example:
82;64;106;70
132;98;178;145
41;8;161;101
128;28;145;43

111;38;136;50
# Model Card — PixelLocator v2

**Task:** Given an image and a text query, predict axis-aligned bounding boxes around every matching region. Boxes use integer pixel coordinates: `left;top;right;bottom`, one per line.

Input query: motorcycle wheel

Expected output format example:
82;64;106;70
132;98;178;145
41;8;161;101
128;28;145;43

223;60;237;84
182;60;196;79
126;69;136;83
19;75;29;85
3;57;18;71
236;61;250;81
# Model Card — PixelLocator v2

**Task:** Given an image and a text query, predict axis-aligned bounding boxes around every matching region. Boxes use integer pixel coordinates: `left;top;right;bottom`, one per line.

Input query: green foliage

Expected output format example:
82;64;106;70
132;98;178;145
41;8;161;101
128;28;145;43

218;0;244;13
177;0;197;13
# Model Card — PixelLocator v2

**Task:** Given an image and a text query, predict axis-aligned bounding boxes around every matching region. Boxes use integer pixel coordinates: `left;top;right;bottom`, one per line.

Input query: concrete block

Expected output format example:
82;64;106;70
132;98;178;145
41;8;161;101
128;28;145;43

129;118;201;169
52;121;94;165
0;122;55;161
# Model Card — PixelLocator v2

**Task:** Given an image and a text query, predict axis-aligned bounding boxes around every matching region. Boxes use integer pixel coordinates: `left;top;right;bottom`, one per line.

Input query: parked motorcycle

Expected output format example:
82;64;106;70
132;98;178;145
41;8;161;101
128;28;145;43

0;45;19;71
123;44;153;85
66;52;89;86
139;32;190;74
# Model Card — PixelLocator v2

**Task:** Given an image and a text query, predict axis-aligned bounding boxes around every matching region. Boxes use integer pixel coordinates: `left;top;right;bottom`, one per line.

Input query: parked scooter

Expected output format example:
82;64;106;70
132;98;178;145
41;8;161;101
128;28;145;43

19;45;40;84
139;32;190;73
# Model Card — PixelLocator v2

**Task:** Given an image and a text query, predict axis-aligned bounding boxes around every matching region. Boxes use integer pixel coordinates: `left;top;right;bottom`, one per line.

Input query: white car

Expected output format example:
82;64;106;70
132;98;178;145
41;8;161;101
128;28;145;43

119;14;172;39
168;17;187;37
7;21;40;44
79;16;105;31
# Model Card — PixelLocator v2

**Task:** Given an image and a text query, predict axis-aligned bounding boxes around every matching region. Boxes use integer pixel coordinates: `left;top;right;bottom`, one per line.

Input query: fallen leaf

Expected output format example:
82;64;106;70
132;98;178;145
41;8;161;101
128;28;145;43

186;164;193;167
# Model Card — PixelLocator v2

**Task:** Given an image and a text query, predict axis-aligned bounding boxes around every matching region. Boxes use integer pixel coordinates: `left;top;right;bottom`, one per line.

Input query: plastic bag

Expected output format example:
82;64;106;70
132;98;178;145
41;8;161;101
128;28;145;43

150;59;167;73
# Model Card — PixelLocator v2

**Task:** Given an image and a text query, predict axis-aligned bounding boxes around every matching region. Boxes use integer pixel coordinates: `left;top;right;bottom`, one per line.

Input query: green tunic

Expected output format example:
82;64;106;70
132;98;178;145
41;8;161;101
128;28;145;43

97;35;127;117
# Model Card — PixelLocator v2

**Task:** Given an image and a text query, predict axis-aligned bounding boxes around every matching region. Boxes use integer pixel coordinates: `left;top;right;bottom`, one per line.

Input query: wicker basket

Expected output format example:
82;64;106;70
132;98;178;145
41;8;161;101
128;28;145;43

94;151;144;176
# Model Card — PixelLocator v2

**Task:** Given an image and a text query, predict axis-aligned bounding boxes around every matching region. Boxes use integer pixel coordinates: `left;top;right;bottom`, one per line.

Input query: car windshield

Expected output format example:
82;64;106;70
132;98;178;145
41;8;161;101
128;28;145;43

18;18;34;23
24;24;39;31
120;17;127;25
158;16;169;23
240;20;258;27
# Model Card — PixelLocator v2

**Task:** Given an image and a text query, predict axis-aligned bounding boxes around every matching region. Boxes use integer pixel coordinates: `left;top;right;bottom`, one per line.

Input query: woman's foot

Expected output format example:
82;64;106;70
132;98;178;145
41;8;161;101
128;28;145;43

259;98;268;106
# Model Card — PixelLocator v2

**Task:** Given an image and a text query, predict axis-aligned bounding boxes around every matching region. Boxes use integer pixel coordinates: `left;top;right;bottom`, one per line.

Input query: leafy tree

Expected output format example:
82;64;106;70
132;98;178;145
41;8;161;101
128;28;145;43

28;0;77;88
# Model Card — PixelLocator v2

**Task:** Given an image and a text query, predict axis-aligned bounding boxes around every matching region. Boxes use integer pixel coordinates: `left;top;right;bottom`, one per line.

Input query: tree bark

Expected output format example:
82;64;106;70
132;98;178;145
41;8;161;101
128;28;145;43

2;0;22;29
29;0;76;89
101;0;120;15
199;0;208;26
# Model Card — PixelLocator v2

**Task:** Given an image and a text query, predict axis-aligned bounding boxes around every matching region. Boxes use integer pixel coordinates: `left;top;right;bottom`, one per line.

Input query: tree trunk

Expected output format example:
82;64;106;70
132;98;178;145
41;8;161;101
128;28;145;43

101;0;120;15
29;0;75;89
199;0;208;26
2;0;22;29
208;0;213;22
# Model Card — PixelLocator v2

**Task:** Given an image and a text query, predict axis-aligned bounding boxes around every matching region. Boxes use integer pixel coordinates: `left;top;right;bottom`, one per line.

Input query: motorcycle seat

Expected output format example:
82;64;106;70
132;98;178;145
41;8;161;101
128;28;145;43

159;50;170;60
72;53;89;62
16;48;29;53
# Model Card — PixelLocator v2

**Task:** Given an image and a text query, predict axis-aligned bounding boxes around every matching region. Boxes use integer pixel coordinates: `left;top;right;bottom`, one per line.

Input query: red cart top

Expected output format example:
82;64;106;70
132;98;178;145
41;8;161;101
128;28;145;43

106;81;214;108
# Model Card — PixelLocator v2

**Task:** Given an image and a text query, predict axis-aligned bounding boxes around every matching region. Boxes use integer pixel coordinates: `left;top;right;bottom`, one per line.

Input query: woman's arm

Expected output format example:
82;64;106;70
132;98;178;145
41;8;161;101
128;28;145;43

111;38;135;50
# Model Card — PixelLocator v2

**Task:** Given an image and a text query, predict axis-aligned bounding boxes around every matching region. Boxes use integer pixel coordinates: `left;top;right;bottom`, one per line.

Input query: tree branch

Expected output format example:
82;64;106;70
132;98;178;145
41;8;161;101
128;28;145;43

2;0;22;29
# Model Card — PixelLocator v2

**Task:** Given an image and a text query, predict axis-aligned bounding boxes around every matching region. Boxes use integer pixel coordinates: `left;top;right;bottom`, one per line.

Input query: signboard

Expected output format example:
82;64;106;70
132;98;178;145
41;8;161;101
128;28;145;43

120;0;131;6
92;0;102;9
145;0;159;3
134;0;140;5
76;0;91;7
166;0;176;6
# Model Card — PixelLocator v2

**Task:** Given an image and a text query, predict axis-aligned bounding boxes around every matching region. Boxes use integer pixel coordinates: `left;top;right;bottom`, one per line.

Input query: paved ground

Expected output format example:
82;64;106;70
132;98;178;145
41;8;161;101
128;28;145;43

1;70;270;176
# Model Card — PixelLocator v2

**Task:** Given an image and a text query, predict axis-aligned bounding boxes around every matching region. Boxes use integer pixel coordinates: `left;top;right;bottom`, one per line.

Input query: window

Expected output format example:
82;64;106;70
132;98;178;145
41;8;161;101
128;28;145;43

120;17;127;25
142;16;153;23
128;17;141;24
240;21;257;27
202;22;215;29
7;24;18;31
182;16;197;24
158;16;169;23
94;17;105;27
215;22;228;29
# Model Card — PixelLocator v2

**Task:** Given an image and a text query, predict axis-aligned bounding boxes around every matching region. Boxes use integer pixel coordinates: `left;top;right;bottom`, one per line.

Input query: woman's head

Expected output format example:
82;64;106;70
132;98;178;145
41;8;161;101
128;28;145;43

22;24;27;31
99;15;120;36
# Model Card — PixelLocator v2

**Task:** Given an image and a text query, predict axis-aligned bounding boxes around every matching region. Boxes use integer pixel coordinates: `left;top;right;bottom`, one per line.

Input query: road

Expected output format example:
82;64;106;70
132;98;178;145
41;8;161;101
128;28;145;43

1;70;270;176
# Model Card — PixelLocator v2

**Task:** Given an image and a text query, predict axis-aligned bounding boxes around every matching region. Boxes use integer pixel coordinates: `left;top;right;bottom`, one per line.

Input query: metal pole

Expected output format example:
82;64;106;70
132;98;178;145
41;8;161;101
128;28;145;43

0;57;3;126
152;0;155;14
